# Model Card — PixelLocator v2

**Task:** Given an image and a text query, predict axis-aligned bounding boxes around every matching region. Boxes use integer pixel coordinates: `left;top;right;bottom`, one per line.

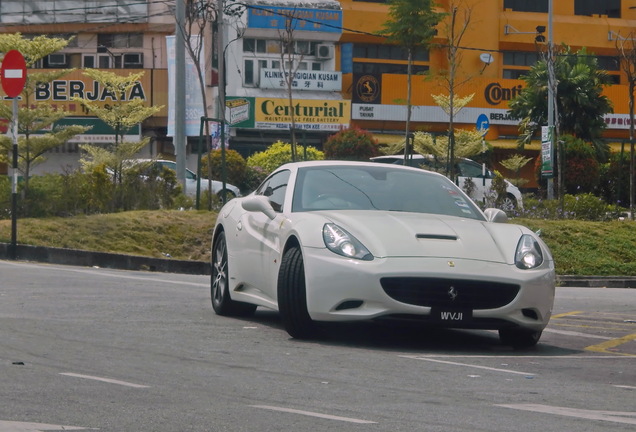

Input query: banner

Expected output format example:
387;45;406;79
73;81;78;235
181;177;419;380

166;35;205;137
541;125;554;178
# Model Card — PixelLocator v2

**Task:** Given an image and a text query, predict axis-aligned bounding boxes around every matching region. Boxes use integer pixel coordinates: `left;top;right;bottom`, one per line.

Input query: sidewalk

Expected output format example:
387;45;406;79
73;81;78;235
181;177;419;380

1;242;635;288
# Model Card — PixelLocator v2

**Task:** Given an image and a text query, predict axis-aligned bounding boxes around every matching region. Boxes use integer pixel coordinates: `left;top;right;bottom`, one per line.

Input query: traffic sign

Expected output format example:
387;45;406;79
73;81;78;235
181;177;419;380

476;113;489;136
1;50;27;98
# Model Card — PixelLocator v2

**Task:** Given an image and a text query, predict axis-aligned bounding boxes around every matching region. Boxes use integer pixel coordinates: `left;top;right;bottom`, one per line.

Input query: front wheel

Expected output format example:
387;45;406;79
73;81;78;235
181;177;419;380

211;231;256;317
500;194;518;211
499;328;542;349
277;246;316;339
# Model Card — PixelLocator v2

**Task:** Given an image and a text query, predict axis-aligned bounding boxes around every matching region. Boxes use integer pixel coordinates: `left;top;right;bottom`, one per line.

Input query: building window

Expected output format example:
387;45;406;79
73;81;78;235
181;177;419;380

503;0;548;12
98;33;143;49
574;0;620;18
353;62;429;75
244;59;255;86
243;38;318;56
353;43;429;62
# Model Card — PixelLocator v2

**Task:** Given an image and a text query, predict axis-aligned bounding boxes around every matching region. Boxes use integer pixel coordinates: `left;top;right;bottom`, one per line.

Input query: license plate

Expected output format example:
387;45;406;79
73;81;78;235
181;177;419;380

432;309;472;323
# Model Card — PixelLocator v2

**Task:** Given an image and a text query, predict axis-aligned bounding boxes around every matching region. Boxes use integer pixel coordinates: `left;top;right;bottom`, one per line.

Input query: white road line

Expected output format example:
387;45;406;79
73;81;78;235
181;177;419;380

400;355;535;376
60;372;149;388
544;328;613;340
497;404;636;425
0;420;90;431
614;385;636;390
250;405;377;424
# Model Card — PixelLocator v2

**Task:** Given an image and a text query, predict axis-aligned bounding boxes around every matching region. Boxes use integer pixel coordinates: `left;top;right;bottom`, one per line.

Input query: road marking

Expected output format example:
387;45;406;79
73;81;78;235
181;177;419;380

551;311;583;319
400;355;535;376
250;405;377;424
60;372;149;388
586;333;636;357
614;385;636;390
497;404;636;425
543;328;613;340
0;420;89;430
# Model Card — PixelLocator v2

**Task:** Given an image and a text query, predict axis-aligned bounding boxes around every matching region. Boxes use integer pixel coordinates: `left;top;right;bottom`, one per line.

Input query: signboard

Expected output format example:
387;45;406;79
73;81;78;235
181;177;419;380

29;117;141;143
353;103;518;125
248;6;342;33
1;50;27;98
352;74;381;104
166;35;205;137
541;125;554;178
259;69;341;91
226;96;350;131
226;98;251;125
476;113;490;135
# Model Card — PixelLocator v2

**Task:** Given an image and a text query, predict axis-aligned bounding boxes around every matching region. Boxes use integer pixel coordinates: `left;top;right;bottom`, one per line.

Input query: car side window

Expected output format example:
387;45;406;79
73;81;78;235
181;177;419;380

257;170;290;212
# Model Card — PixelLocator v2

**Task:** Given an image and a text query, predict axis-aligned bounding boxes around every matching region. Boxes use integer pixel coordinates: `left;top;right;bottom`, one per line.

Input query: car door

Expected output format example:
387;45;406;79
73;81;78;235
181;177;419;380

238;170;290;300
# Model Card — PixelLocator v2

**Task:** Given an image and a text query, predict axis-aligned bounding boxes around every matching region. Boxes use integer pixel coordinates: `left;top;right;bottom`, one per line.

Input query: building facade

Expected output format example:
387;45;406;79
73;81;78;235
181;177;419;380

1;0;636;187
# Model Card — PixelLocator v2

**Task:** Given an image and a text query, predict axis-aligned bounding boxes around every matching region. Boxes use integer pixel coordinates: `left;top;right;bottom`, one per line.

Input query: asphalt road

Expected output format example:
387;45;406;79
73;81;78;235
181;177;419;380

1;260;635;432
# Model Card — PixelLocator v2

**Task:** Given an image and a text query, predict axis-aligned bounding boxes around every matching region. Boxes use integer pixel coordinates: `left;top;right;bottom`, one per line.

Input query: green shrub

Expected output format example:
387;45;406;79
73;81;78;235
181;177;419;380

597;152;630;206
200;149;247;189
323;127;380;160
517;193;617;221
246;141;324;175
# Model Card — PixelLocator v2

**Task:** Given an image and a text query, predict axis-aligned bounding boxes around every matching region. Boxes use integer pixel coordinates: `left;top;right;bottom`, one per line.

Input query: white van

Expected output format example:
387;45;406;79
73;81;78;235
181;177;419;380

370;154;523;210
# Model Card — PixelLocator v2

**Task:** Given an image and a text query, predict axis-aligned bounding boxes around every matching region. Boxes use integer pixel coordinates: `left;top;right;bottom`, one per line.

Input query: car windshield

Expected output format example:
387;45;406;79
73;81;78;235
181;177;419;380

292;165;484;220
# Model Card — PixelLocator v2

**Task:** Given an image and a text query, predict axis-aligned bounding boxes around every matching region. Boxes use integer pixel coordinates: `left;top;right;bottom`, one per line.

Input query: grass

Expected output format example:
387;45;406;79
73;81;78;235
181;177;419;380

0;211;635;276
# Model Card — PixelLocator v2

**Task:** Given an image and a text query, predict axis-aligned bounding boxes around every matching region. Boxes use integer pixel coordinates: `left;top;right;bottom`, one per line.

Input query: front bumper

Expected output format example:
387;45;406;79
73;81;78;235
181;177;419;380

302;247;555;332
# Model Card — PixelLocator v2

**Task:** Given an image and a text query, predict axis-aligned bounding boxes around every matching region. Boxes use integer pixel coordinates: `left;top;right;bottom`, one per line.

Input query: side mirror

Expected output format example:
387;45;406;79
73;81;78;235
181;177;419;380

242;195;277;220
484;208;508;223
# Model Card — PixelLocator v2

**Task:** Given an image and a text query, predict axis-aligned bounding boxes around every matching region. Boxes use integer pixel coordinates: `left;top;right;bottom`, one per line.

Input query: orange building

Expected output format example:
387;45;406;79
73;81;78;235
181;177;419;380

338;0;636;188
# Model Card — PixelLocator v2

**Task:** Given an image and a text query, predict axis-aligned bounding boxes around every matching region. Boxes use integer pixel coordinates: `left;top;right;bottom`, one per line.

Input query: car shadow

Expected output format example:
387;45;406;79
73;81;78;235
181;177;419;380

246;309;583;357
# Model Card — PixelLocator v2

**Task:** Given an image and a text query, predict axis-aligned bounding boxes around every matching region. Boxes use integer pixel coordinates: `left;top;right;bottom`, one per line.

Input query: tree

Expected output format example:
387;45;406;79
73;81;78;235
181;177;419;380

508;45;613;198
278;7;305;162
324;127;380;160
381;0;445;162
0;34;90;200
615;32;636;219
435;2;473;181
500;154;533;187
73;69;163;207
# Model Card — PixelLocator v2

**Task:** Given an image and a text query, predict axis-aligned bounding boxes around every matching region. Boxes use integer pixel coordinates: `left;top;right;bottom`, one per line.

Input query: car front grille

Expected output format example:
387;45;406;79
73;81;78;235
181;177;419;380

380;277;520;309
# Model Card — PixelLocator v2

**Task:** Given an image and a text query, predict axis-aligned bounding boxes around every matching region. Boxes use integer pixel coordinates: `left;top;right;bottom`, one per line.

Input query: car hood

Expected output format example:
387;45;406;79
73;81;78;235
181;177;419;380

307;211;525;264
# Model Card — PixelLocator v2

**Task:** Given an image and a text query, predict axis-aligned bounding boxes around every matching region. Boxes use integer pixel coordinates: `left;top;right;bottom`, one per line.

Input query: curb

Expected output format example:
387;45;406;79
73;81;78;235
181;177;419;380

0;243;210;275
1;243;634;288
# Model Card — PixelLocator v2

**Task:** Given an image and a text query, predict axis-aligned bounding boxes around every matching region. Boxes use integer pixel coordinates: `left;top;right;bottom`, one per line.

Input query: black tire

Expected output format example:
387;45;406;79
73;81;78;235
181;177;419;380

500;194;518;211
211;231;257;317
499;328;542;349
277;246;316;339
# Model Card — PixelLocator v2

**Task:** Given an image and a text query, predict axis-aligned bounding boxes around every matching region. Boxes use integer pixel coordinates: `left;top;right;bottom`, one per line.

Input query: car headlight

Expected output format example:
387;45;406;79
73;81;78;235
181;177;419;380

323;223;373;261
515;234;544;269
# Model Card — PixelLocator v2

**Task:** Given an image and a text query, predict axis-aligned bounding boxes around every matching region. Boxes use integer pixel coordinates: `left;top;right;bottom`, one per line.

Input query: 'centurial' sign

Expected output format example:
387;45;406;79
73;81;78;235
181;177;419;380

35;80;146;101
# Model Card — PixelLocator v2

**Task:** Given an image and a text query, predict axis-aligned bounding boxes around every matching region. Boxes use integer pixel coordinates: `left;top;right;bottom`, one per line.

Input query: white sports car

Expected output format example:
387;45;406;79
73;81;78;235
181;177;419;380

210;161;555;347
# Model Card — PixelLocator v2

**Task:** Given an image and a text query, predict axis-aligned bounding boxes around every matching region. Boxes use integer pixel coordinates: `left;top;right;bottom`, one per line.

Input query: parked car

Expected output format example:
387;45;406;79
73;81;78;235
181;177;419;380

370;154;523;210
136;159;240;199
210;161;555;347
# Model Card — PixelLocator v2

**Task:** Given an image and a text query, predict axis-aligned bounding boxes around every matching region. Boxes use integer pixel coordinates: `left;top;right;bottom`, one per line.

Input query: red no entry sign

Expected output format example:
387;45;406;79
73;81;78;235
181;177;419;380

1;50;27;98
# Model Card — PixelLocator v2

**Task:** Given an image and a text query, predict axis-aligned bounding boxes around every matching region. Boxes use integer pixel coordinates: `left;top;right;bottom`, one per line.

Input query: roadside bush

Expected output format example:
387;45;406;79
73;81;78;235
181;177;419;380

562;136;600;194
323;127;380;160
200;149;247;189
597;152;630;206
246;141;324;175
516;193;618;221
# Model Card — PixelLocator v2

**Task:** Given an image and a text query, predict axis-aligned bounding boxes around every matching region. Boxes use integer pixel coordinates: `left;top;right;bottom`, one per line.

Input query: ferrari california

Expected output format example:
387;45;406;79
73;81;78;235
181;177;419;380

210;161;555;347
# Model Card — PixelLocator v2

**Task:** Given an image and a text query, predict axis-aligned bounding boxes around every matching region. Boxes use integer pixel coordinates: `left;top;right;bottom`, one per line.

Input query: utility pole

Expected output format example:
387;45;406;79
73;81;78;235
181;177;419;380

175;0;187;192
546;0;555;200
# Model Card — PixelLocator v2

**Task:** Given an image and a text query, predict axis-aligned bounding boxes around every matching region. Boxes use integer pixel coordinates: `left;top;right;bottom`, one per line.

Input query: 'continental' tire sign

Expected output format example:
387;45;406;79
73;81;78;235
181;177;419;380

227;97;350;131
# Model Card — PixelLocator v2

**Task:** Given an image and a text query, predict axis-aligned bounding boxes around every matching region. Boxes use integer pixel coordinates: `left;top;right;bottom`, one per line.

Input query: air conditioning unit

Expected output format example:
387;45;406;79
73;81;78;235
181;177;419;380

123;53;143;68
47;53;67;66
316;44;333;60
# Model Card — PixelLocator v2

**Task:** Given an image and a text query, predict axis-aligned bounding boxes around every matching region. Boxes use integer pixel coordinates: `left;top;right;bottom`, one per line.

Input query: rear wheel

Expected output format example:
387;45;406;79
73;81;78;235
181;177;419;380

277;246;316;339
500;194;518;211
499;328;542;349
211;231;256;317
